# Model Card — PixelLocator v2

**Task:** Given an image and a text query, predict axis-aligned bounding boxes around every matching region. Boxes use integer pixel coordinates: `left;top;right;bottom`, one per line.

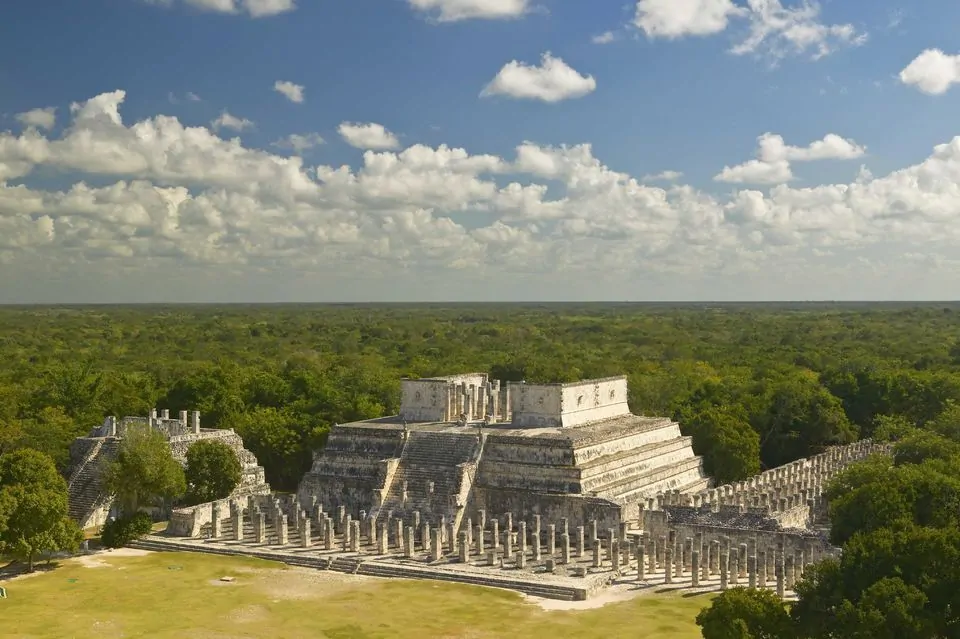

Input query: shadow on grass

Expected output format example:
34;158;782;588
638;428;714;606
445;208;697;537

0;559;63;582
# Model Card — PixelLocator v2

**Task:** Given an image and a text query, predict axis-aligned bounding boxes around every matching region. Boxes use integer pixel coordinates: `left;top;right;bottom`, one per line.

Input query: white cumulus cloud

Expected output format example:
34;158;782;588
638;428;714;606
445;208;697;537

634;0;866;62
15;107;57;130
273;80;305;103
211;111;254;132
480;53;596;103
715;132;865;184
338;122;401;150
407;0;529;22
147;0;296;17
272;133;324;153
900;49;960;95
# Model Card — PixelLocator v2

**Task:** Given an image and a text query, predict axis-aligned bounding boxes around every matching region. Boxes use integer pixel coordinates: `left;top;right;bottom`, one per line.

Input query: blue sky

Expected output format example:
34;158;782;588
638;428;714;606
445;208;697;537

2;0;960;302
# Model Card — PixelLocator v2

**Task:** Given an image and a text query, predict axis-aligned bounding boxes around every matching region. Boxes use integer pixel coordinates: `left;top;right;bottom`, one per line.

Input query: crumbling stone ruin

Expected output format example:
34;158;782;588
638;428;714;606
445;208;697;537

70;374;894;602
66;409;271;530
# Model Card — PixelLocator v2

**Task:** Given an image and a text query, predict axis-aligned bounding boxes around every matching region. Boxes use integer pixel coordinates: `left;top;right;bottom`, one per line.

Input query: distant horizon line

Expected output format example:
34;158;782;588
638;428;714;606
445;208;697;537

1;300;960;307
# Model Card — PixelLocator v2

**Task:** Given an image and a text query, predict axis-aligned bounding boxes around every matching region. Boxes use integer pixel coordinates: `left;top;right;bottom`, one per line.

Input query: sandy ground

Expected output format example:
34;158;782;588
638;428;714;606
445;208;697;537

74;547;153;569
524;580;658;611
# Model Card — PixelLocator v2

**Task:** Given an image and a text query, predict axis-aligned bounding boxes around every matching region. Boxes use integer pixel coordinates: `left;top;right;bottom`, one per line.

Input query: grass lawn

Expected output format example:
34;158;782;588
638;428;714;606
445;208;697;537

1;550;710;638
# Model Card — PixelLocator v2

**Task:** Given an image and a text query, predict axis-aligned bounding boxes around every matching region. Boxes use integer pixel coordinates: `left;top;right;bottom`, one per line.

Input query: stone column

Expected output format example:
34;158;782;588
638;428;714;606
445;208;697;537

664;547;673;584
532;514;541;541
710;540;721;575
404;526;415;558
475;525;485;556
785;555;795;590
518;522;527;559
351;520;361;552
255;511;266;544
691;551;700;587
369;517;377;548
516;548;527;569
447;523;456;554
611;540;621;572
395;520;404;552
637;545;646;581
301;519;312;548
592;541;602;568
532;530;541;561
730;549;739;585
776;561;785;598
458;532;469;563
465;518;473;550
422;523;431;554
211;503;222;539
649;539;657;573
576;526;585;557
277;514;289;545
561;533;571;564
547;524;556;557
748;554;757;588
232;507;243;542
590;520;598;548
431;528;442;561
738;543;748;579
503;530;513;560
720;551;729;590
758;550;767;588
477;509;486;531
491;519;500;550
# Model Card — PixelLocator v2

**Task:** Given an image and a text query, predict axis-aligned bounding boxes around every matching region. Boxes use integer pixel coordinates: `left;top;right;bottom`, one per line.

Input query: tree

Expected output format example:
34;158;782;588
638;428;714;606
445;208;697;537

184;439;242;504
102;424;186;516
0;449;82;571
680;407;760;484
696;588;792;639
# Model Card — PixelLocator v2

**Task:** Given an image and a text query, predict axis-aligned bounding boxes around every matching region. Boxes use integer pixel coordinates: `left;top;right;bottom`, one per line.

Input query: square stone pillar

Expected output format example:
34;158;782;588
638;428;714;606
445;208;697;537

719;551;729;590
730;549;739;585
232;507;243;542
350;520;361;552
255;511;266;544
447;523;456;554
576;526;585;557
431;528;442;561
518;522;527;558
491;519;500;550
649;539;657;573
378;526;389;555
691;551;700;587
465;518;473;549
475;525;484;556
561;533;571;564
277;515;289;545
458;532;469;563
758;550;767;588
422;523;431;554
589;520;598;548
532;514;541;540
395;520;404;552
211;503;222;539
592;542;602;568
637;545;646;581
738;543;748;579
664;547;673;584
547;524;556;557
404;526;415;558
503;530;513;560
611;540;621;572
297;519;310;548
505;513;513;534
748;554;757;588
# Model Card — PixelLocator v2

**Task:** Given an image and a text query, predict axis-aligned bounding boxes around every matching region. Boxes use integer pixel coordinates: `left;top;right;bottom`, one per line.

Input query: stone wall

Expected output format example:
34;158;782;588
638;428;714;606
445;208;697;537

558;377;631;428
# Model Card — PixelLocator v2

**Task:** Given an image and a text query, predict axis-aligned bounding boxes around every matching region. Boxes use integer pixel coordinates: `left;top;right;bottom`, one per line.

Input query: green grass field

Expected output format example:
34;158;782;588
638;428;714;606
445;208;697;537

1;551;709;638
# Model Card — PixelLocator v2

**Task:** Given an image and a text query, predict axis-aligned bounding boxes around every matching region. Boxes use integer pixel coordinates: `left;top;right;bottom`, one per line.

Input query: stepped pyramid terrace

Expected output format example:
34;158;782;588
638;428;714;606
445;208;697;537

297;374;712;533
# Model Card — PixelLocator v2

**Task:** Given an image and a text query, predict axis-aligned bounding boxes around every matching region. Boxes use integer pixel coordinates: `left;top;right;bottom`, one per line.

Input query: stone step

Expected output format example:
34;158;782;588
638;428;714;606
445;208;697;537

580;439;699;493
598;456;705;500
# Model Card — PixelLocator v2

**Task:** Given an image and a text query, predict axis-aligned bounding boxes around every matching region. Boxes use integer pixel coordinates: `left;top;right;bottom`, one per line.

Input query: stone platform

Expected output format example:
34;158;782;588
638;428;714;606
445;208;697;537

296;373;711;535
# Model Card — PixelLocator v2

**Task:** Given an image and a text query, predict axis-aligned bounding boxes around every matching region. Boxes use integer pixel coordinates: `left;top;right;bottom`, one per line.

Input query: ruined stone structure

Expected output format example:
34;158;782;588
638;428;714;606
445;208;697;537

138;438;889;602
107;373;894;603
66;410;271;530
296;374;711;535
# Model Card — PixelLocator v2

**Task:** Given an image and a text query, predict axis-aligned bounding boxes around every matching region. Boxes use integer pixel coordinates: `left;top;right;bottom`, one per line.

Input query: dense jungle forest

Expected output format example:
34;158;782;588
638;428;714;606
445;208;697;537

3;302;960;491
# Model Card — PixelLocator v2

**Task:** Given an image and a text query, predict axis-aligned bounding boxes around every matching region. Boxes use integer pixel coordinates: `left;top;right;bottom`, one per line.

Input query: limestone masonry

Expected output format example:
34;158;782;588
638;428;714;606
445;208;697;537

66;409;271;530
68;373;893;602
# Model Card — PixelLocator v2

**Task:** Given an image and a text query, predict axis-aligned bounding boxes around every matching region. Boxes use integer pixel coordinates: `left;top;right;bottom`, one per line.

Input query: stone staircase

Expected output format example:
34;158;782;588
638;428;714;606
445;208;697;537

373;432;483;529
67;437;120;528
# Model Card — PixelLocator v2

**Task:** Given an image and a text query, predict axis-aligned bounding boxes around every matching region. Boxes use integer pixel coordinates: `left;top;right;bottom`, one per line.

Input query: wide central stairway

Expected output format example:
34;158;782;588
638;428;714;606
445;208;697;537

67;437;121;527
375;431;482;529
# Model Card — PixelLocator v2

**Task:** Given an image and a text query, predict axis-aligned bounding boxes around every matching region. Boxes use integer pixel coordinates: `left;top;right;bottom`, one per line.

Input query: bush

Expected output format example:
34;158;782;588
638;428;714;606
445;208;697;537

100;512;153;548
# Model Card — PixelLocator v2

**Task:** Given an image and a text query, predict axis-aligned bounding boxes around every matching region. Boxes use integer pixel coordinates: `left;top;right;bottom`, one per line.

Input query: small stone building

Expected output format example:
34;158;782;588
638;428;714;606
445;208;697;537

297;374;711;533
66;410;271;530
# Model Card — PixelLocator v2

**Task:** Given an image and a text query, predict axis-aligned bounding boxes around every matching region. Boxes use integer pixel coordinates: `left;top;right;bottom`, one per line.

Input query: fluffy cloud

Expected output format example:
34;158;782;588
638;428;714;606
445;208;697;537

337;123;401;150
634;0;866;61
634;0;745;38
900;49;960;95
642;170;684;182
592;31;617;44
148;0;296;17
407;0;529;22
211;111;254;131
273;80;305;103
480;53;596;103
15;107;57;130
4;90;960;300
272;133;324;153
715;132;865;184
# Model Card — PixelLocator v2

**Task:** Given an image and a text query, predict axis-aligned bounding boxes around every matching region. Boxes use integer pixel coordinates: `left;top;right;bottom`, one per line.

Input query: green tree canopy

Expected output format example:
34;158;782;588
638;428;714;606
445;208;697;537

102;424;186;516
184;439;242;504
695;587;792;639
0;449;82;571
679;407;760;484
